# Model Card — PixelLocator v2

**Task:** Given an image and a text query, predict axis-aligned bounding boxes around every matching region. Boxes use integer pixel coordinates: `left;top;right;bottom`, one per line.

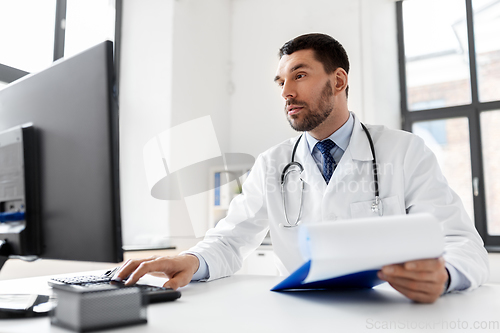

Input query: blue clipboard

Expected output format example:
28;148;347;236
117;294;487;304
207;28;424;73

271;260;385;291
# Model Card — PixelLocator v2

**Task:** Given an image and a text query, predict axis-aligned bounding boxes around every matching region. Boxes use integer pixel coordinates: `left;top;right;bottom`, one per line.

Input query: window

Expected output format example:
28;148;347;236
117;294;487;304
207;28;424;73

412;117;474;222
397;0;500;250
0;0;121;84
0;0;56;73
402;0;471;111
64;0;117;58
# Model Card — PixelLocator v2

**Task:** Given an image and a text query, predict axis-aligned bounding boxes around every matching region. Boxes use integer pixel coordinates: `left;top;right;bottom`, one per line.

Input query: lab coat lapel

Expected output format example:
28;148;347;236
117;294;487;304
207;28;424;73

348;115;373;162
326;116;373;193
295;134;327;192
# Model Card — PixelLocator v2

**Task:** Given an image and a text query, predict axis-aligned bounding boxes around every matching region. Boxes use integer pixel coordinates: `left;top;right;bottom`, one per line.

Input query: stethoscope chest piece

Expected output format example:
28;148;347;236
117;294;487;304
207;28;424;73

371;196;383;216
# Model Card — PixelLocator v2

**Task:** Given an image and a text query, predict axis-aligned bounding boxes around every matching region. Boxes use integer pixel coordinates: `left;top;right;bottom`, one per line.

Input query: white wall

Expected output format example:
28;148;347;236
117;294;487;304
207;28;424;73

119;0;400;248
359;0;400;128
120;0;175;248
120;0;232;248
167;0;232;248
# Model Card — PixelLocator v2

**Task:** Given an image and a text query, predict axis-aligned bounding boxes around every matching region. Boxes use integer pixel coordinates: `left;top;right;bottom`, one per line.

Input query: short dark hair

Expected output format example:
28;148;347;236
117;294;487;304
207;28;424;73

279;33;349;97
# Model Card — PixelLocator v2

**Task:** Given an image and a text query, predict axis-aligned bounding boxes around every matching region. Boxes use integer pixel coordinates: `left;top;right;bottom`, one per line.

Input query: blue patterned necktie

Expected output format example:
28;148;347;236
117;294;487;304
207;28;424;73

315;139;337;184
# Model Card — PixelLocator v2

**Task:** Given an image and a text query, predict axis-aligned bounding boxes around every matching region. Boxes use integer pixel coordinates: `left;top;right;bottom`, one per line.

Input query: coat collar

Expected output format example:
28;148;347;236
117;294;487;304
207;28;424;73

348;113;374;162
295;133;326;191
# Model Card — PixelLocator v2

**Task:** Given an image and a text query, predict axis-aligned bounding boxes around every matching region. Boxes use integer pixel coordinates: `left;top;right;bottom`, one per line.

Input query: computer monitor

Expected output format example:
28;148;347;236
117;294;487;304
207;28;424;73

0;41;123;268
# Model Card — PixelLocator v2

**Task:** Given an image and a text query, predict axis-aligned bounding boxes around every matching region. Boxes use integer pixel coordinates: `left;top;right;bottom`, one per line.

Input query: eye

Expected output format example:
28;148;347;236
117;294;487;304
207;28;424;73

296;73;305;80
277;81;284;87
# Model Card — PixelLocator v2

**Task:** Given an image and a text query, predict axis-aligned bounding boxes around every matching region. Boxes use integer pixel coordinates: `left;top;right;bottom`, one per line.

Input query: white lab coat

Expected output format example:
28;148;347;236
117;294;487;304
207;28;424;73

189;114;489;291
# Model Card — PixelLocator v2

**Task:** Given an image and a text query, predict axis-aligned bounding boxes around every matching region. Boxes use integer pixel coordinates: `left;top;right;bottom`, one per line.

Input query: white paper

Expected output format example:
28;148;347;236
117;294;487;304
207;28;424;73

300;214;444;284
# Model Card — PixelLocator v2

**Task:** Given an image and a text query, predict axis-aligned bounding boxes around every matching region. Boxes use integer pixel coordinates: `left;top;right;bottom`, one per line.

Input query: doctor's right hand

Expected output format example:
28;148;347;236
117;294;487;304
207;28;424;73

112;254;200;290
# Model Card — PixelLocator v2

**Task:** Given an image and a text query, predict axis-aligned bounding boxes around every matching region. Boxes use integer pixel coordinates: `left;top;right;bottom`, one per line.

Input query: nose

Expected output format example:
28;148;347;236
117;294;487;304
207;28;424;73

281;80;296;100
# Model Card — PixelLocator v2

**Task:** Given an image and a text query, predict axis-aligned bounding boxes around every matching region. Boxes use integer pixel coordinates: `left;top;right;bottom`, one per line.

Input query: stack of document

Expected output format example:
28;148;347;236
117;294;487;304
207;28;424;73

272;214;444;291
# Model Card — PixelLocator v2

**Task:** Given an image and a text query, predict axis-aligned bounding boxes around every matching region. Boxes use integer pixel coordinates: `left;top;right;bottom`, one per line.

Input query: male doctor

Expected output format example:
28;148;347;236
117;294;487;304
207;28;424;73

115;33;489;303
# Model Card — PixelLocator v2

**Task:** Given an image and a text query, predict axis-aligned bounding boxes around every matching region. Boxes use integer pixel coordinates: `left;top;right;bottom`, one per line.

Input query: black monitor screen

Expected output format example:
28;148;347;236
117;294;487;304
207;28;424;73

0;41;122;263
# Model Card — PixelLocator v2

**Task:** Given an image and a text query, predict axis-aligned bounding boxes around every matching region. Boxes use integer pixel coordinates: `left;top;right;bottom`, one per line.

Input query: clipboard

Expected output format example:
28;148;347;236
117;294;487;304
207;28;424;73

271;214;444;292
271;260;383;291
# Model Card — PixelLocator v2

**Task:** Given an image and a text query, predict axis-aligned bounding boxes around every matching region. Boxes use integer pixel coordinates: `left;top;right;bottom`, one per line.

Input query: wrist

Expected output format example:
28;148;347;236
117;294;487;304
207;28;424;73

183;253;200;275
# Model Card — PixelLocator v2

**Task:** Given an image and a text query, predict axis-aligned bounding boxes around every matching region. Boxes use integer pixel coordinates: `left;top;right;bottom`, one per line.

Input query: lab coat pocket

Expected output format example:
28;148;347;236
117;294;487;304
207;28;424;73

350;195;403;219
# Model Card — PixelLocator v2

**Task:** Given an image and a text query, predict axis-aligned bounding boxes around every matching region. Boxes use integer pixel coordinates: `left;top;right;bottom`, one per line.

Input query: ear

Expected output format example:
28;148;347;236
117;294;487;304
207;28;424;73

332;68;348;96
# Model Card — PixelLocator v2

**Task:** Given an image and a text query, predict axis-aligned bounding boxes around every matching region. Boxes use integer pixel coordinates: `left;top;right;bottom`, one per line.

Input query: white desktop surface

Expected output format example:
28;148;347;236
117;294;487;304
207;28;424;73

1;274;500;333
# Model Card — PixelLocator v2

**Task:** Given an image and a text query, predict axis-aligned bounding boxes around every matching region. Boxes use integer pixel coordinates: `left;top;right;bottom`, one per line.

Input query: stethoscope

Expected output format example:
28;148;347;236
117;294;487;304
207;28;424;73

280;123;381;228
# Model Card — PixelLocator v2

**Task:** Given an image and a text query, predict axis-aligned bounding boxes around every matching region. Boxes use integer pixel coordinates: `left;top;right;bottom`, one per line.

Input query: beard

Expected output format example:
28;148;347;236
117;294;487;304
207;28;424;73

286;80;334;132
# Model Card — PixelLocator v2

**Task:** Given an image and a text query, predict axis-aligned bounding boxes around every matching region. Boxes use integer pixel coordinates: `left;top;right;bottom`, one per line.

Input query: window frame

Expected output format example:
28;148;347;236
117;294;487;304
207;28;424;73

0;0;122;86
397;0;500;251
0;64;29;83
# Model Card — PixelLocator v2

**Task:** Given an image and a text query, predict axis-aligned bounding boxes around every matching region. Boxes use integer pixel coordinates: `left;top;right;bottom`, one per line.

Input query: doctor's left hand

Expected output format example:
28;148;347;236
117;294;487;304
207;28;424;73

377;257;449;303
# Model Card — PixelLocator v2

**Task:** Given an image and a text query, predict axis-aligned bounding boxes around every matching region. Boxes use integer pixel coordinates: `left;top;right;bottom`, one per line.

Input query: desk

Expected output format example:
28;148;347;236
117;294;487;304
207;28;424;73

1;274;499;333
0;249;183;281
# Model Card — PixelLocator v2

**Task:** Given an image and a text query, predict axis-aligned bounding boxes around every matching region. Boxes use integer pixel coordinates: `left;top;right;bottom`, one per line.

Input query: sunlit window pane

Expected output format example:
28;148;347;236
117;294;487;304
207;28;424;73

473;0;500;103
412;118;474;221
0;0;56;73
64;0;115;58
403;0;471;111
480;110;500;235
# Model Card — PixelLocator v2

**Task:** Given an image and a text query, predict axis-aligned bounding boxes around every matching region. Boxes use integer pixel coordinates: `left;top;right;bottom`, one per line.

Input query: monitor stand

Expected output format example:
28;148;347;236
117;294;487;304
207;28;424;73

0;239;10;271
0;239;40;272
0;256;6;272
0;239;54;318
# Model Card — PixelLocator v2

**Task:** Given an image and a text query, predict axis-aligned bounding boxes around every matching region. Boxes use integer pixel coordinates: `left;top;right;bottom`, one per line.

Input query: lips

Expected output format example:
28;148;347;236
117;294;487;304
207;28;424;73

287;105;303;116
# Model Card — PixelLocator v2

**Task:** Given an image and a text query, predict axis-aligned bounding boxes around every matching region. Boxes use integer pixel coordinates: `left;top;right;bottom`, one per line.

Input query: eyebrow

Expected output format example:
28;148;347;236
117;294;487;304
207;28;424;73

273;63;311;83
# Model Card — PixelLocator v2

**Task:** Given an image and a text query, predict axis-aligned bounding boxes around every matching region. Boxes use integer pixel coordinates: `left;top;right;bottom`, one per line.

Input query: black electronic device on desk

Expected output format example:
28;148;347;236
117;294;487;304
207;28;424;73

0;294;54;319
0;124;40;269
48;268;181;304
51;283;147;332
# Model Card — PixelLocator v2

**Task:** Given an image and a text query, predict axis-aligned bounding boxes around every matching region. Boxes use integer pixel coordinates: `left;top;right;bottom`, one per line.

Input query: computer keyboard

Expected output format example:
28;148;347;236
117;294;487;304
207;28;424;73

48;273;181;304
49;275;114;286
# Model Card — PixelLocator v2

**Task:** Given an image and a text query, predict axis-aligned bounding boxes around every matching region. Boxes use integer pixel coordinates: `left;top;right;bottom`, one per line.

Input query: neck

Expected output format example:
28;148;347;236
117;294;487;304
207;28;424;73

308;108;350;141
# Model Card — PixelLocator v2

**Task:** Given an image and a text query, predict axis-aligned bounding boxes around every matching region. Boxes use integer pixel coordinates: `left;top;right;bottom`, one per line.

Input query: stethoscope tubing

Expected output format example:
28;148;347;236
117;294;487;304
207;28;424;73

360;123;379;200
280;122;379;227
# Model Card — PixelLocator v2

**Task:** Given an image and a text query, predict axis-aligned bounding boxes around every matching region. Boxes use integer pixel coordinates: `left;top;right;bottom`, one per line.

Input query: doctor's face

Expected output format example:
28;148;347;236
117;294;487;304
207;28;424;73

275;49;335;132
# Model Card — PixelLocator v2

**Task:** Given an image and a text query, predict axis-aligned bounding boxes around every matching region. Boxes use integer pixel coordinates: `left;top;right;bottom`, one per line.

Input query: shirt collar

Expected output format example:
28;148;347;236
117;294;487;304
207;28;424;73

304;112;354;154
